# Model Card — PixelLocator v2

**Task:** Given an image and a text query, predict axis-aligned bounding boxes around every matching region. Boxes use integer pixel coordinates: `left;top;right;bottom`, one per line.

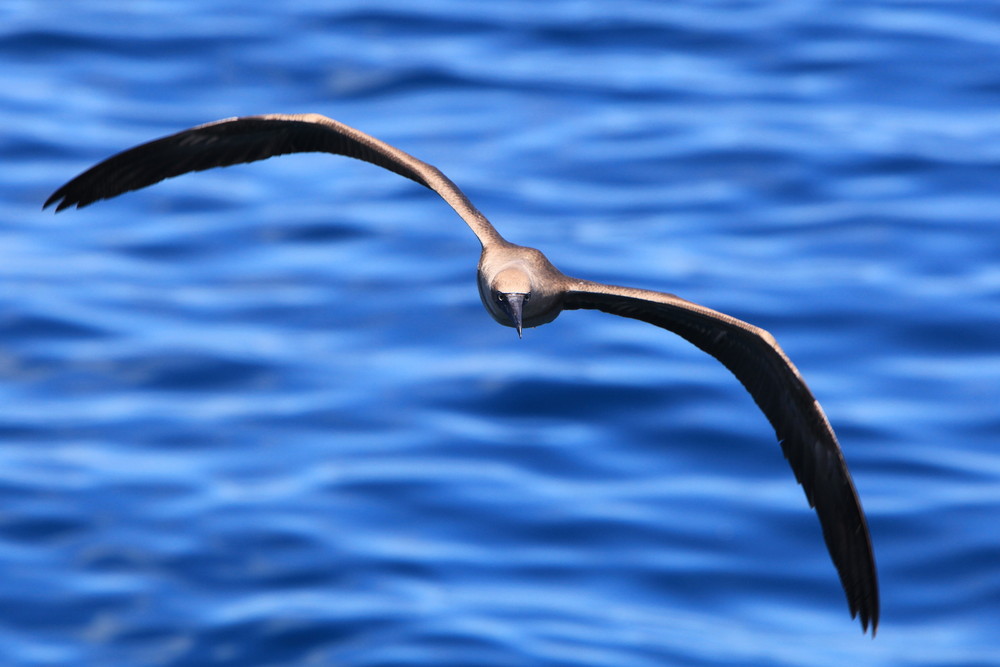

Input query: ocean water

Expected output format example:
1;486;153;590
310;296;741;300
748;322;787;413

3;1;999;665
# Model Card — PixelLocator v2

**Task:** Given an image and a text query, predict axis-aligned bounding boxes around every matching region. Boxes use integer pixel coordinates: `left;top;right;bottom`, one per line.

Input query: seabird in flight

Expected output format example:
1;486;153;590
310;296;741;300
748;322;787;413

45;113;879;634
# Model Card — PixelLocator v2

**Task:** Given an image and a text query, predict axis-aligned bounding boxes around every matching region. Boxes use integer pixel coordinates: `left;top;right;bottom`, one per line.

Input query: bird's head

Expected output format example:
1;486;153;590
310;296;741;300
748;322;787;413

478;245;566;337
489;267;532;338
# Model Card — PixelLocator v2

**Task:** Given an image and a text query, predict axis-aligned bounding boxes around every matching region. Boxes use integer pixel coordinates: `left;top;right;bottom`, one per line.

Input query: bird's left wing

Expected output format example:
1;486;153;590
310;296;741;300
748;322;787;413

561;279;879;635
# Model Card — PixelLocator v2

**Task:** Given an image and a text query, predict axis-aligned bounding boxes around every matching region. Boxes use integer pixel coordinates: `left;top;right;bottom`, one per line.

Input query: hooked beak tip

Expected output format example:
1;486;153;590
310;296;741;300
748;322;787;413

501;293;526;339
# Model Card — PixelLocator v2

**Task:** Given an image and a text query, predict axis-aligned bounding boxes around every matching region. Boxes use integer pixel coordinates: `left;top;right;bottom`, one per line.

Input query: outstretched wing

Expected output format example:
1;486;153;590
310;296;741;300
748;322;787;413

562;280;879;635
44;113;504;246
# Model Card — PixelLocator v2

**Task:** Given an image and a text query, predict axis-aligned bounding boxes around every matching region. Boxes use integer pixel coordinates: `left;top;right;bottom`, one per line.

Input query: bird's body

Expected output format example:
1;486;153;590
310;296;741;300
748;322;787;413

45;113;879;634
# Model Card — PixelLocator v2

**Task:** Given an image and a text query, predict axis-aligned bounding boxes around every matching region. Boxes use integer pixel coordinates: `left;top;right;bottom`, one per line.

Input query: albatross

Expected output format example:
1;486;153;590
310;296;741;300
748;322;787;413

44;113;879;634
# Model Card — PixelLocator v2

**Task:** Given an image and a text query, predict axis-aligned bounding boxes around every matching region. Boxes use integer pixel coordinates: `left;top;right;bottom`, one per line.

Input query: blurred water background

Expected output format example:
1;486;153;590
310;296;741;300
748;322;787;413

2;1;999;665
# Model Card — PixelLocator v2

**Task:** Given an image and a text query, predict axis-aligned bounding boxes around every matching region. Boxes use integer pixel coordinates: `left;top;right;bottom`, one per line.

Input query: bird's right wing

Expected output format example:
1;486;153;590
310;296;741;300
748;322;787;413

561;279;879;635
44;113;504;246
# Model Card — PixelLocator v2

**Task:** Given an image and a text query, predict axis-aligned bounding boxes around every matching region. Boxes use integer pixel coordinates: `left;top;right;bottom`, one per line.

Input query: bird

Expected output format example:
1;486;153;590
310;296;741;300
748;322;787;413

45;113;879;634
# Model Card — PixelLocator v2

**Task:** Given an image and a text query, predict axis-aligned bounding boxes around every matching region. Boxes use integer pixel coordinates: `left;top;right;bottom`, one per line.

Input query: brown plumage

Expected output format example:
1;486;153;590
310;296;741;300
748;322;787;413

45;113;879;634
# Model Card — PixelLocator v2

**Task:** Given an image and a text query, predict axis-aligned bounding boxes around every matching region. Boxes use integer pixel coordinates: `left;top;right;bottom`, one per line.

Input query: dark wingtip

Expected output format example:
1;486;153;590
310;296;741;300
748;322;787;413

44;188;94;212
865;607;879;638
43;190;73;212
850;589;879;637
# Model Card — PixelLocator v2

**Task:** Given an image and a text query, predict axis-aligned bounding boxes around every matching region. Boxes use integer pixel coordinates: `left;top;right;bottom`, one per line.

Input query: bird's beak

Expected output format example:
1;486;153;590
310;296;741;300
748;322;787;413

501;293;525;339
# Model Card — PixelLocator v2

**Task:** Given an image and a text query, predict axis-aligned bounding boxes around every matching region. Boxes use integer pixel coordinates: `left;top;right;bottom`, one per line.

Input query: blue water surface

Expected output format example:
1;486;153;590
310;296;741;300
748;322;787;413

2;1;999;665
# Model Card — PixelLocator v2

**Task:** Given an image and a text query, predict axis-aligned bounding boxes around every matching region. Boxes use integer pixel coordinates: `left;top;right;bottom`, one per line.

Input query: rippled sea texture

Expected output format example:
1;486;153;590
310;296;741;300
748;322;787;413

3;2;1000;665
